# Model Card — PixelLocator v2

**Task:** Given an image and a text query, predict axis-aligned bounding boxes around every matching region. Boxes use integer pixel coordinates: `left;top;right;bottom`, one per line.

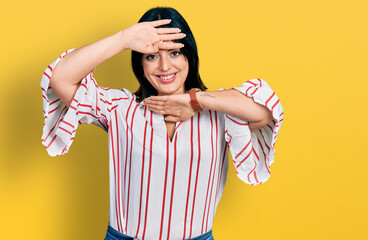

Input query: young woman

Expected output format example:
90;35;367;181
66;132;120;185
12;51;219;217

41;7;283;240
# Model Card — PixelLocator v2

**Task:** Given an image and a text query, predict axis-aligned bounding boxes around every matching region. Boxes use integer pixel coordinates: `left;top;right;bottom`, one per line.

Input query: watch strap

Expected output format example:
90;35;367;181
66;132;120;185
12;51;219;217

189;89;202;112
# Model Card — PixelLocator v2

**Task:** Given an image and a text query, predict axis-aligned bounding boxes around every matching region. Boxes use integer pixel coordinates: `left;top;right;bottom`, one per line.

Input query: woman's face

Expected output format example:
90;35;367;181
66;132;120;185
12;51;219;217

142;48;189;96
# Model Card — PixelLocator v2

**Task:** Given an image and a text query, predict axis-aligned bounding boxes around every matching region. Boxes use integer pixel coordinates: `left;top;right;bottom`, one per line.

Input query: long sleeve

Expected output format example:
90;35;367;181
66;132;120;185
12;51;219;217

41;49;130;157
224;78;284;185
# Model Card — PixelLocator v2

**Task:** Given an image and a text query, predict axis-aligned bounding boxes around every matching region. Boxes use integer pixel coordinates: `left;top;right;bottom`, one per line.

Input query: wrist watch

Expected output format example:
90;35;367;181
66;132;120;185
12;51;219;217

188;88;202;112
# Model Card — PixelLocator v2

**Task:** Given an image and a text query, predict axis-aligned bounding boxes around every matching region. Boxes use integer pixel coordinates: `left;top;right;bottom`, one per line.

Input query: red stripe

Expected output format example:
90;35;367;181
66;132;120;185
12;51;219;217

80;83;87;90
125;104;139;231
59;127;72;135
257;78;262;87
167;133;179;240
108;105;118;112
142;112;154;240
48;65;52;71
123;98;134;218
41;87;46;92
266;124;273;132
101;113;108;125
245;86;252;95
50;98;60;105
115;111;124;233
258;128;271;152
43;106;67;142
235;138;252;159
175;121;183;131
112;97;129;101
78;103;93;108
265;92;275;107
253;146;259;160
247;80;257;86
48;106;58;114
257;137;270;174
189;112;201;238
43;72;51;79
97;119;108;131
95;85;98;116
201;111;214;233
110;118;122;232
90;76;98;88
213;142;228;218
101;99;113;105
77;111;98;119
225;115;248;126
69;105;77;110
205;111;219;231
247;152;259;184
42;94;49;102
247;159;257;183
60;120;74;129
250;87;259;96
272;99;280;111
135;120;148;238
159;136;170;240
183;117;194;239
236;148;253;168
248;147;259;184
61;145;67;155
46;135;57;149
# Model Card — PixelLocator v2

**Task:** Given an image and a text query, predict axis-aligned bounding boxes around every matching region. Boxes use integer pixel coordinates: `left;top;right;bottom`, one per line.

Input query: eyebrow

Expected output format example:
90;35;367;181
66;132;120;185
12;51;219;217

144;49;179;55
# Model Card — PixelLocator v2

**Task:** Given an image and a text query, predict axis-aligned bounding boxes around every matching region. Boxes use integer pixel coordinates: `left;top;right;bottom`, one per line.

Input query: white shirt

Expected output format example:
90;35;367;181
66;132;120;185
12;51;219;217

41;49;283;240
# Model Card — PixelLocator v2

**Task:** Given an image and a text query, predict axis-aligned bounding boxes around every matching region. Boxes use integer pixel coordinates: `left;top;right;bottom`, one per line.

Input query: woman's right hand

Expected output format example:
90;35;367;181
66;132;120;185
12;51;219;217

121;19;186;53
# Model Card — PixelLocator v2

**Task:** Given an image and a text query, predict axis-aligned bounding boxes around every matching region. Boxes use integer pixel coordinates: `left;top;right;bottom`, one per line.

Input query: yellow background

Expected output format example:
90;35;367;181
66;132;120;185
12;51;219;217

1;0;367;239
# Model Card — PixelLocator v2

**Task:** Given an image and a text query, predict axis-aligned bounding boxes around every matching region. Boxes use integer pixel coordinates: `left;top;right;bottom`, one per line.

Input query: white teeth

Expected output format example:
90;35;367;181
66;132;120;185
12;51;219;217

158;73;175;80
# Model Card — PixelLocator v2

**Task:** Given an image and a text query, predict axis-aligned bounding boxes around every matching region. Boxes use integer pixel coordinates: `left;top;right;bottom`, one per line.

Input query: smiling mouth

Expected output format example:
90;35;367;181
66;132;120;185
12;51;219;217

156;73;176;80
155;73;177;83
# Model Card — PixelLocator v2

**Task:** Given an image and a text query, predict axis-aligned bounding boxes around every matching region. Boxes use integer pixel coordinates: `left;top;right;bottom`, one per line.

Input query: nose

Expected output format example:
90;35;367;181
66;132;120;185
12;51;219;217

159;53;171;72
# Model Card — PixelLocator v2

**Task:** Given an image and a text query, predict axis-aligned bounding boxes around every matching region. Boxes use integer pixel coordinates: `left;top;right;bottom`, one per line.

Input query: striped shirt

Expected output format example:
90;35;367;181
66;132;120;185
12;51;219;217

41;49;283;240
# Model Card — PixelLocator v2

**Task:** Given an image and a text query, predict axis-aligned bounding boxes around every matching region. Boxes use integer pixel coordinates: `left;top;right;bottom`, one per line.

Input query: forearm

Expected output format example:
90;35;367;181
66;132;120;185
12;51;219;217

50;30;126;87
197;89;273;131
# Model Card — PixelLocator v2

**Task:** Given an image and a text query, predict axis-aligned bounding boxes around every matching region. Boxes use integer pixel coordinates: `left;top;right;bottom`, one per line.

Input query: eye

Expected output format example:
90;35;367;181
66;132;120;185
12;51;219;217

171;51;182;57
145;54;157;61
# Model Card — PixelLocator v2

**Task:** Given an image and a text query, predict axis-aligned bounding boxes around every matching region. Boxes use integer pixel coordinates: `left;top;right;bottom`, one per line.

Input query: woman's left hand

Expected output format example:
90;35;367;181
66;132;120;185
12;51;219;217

144;94;195;122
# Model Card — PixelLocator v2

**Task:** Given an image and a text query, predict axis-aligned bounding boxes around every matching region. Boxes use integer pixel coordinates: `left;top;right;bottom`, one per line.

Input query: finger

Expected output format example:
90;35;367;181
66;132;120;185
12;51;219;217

147;105;166;115
150;95;167;101
147;103;165;110
160;33;186;41
156;28;182;34
159;41;185;50
150;19;172;27
145;99;165;106
165;115;180;122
